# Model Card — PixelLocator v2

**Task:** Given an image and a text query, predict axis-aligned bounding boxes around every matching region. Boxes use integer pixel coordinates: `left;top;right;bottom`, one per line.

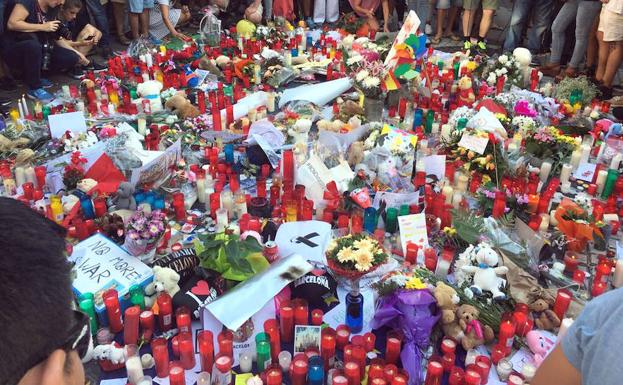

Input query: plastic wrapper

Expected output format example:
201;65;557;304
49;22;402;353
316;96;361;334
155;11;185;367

105;133;143;178
265;66;297;88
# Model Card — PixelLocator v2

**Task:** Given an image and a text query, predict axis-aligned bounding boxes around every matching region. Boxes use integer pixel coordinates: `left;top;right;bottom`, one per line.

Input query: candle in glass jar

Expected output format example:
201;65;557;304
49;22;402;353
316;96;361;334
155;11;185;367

553;289;572;319
179;336;196;369
266;92;276;112
169;365;186;385
591;280;607;297
279;301;295;343
311;309;324;325
218;330;234;358
475;356;491;384
125;352;144;385
498;320;516;352
496;358;512;381
239;352;252;372
506;374;524;385
424;361;443;385
539;161;552;182
463;369;481;385
198;330;214;374
521;363;536;382
441;338;457;355
563;254;580;273
560;163;572;184
456;174;468;192
385;336;401;365
336;325;350;349
278;350;292;372
123;306;140;346
291;358;309;385
293;300;308;325
152;342;169;378
344;361;361;385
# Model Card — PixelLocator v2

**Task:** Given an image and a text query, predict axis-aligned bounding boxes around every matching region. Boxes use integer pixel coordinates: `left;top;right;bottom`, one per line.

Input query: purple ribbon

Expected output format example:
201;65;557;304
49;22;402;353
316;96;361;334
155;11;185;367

372;289;440;385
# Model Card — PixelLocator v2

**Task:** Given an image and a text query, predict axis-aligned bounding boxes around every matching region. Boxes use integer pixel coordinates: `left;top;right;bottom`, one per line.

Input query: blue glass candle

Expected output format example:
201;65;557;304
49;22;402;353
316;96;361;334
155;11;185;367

307;356;324;385
224;144;234;164
144;191;155;209
345;288;364;333
153;194;165;210
413;108;423;128
363;207;377;234
80;195;95;219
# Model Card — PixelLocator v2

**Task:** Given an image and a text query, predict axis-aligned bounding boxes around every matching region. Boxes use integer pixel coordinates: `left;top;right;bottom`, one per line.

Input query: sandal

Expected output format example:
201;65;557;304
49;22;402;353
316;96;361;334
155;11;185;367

431;36;441;44
117;34;131;45
539;63;561;78
448;33;460;41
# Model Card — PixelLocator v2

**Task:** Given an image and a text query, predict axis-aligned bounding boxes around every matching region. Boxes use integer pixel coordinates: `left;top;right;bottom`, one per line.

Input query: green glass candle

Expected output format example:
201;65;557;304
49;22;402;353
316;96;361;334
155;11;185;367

601;169;619;199
399;204;410;217
457;118;468;132
453;62;460;79
385;208;398;233
79;297;98;334
129;285;145;310
256;340;271;371
425;110;434;134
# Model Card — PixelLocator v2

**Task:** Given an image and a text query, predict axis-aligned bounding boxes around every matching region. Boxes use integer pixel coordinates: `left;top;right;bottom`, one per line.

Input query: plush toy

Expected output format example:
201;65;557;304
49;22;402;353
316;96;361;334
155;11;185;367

456;304;495;350
513;48;532;87
215;55;232;69
434;282;463;342
293;142;308;165
237;19;257;37
198;56;224;78
93;343;126;365
457;77;475;107
317;119;343;132
461;244;508;300
529;296;561;331
526;330;555;367
347;141;365;167
145;265;181;307
288;119;312;144
137;80;164;113
77;178;97;193
165;91;200;119
110;182;137;211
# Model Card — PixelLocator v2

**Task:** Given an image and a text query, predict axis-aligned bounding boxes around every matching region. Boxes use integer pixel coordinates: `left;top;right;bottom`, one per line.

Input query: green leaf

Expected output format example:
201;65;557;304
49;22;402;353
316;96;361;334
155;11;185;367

193;238;205;255
246;252;270;273
242;237;263;252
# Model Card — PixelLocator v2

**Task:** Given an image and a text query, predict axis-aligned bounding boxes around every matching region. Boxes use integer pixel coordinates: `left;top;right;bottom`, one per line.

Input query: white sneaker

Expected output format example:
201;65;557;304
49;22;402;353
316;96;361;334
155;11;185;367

425;23;433;35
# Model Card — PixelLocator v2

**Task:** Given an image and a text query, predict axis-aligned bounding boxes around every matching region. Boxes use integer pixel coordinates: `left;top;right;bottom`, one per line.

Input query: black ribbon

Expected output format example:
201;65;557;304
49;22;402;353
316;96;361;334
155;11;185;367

292;232;320;248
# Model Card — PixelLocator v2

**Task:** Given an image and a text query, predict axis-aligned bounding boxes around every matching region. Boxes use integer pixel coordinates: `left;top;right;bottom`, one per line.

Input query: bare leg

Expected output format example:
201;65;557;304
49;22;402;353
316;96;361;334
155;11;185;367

434;8;446;40
139;9;149;37
302;0;311;18
586;15;600;69
445;6;458;37
478;8;494;39
129;12;140;39
602;41;623;87
112;2;128;40
462;9;475;39
595;31;609;83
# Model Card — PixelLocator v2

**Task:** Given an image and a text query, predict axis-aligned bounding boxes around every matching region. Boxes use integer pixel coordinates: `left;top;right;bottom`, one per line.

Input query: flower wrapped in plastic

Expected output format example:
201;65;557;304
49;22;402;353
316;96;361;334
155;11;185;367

372;280;439;385
554;198;602;252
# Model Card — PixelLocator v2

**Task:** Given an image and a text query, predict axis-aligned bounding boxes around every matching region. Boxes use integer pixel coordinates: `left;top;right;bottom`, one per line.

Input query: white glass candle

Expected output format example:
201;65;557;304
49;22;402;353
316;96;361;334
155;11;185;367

239;352;253;373
539;214;549;233
456;174;469;193
216;208;229;231
278;351;292;372
561;182;571;194
557;318;574;340
507;374;524;385
560;163;572;184
197;372;211;385
197;178;206;204
539;161;552;182
442;185;454;204
611;153;622;171
266;93;276;113
570;150;582;169
137;118;147;136
145;53;153;67
24;166;36;185
580;144;591;164
596;169;609;195
125;356;144;385
521;363;536;381
549;210;558;226
465;348;479;366
137;376;153;385
14;166;25;188
613;259;623;288
496;359;512;381
220;191;234;218
452;191;463;209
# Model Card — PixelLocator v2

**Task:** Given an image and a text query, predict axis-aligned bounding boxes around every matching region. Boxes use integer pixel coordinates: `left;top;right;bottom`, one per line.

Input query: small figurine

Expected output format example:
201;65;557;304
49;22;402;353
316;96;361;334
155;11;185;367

110;182;137;211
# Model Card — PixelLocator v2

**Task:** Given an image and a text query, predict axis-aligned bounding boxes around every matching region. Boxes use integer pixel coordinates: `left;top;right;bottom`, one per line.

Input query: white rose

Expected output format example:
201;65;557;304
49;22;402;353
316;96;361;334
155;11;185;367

498;55;509;64
356;70;370;82
500;67;508;75
487;73;497;85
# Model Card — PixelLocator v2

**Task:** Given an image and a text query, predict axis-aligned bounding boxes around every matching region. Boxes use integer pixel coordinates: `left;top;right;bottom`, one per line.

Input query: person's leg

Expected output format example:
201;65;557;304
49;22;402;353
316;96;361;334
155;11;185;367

524;0;553;53
433;0;449;42
326;0;339;22
75;24;99;56
567;1;601;70
444;1;459;38
50;45;80;72
313;0;325;23
394;0;405;23
140;0;153;37
502;0;530;51
84;0;111;48
128;0;143;39
461;0;478;42
2;39;43;90
603;41;623;87
586;13;599;70
595;30;608;83
263;0;273;21
477;1;496;42
112;1;130;43
302;0;311;18
546;1;578;66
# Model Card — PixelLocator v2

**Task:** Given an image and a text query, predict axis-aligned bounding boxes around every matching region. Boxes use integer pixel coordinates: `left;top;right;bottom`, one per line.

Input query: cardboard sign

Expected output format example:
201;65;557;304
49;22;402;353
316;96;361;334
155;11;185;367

573;162;597;182
48;111;88;139
69;233;153;313
458;132;489;155
296;154;333;205
130;139;181;188
398;213;429;255
372;191;420;210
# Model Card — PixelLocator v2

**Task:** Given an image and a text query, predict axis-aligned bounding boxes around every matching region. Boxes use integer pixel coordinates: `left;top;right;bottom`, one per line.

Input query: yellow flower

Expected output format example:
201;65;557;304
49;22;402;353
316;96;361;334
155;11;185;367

337;246;356;263
466;61;478;71
354;249;374;272
405;277;426;290
327;239;338;253
482;174;492;184
353;238;375;252
443;227;457;236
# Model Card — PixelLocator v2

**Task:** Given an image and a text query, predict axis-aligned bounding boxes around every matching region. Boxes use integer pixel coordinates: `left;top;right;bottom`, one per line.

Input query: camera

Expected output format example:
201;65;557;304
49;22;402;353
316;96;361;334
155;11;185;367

41;40;54;71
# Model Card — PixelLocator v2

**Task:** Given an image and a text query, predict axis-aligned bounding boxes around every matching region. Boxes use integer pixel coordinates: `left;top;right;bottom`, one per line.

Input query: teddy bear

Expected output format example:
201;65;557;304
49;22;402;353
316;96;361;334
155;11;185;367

165;91;200;119
288;118;312;145
137;80;164;113
461;244;508;300
93;343;126;365
457;77;475;107
528;296;561;331
347;141;365;167
198;56;224;78
144;265;181;307
109;182;137;211
526;330;554;367
456;304;495;350
317;119;343;133
433;282;464;342
215;55;232;69
513;47;532;87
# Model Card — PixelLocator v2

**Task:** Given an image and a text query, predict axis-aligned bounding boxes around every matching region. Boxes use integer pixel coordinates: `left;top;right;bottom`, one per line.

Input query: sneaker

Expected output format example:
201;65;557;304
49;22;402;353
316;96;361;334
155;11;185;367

40;78;53;88
477;40;487;52
87;61;108;72
463;40;472;50
305;17;316;29
69;66;86;79
27;88;53;102
425;23;433;35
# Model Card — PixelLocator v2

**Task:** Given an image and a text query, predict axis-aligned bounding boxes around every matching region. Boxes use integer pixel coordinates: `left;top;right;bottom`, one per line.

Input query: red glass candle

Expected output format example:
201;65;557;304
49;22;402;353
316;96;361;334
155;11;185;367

123;305;140;345
385;334;402;365
343;344;353;363
169;364;186;385
311;309;324;326
498;319;516;353
22;182;34;200
293;299;308;326
321;330;336;370
449;367;464;385
475;356;491;384
93;198;107;217
553;289;572;319
440;338;457;355
257;177;267;198
441;353;455;372
591;281;607;297
573;269;586;285
424;247;438;271
507;374;524;385
424;361;443;385
391;375;407;385
157;293;173;331
198;91;206;113
490;343;506;364
336;325;350;350
198;330;214;373
463;369;481;385
563;254;580;273
406;242;419;265
264;318;281;362
140;310;154;342
351;335;364;347
176;307;192;334
103;289;123;333
595;263;611;283
179;335;196;369
266;368;282;385
383;364;398;384
345;361;361;385
371;378;387;385
152;338;169;378
512;311;532;337
291;358;308;385
351;345;366;377
218;329;234;358
364;332;376;352
368;359;385;380
334;375;349;385
34;165;46;188
280;300;295;343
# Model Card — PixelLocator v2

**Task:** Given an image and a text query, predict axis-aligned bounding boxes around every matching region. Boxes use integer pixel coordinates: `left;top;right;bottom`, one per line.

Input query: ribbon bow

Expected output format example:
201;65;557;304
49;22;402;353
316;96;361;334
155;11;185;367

465;319;484;339
323;181;340;210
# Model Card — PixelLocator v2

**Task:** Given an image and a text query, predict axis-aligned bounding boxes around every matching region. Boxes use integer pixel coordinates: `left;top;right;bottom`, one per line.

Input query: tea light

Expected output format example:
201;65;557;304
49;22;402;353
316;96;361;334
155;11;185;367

521;363;536;381
239;352;252;373
496;358;512;381
507;374;524;385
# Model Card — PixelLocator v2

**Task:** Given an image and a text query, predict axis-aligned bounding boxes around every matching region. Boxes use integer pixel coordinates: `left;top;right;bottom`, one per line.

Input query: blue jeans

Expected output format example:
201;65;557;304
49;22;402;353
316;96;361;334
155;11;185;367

407;0;432;23
550;0;601;68
503;0;554;52
84;0;111;47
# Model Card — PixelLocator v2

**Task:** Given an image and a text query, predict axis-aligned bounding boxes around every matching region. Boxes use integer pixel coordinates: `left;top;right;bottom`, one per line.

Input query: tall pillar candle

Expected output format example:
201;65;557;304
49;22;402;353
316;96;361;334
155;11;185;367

613;258;623;288
611;153;622;171
570;150;582;170
539;161;552;183
560;163;572;184
596;169;608;195
579;144;591;164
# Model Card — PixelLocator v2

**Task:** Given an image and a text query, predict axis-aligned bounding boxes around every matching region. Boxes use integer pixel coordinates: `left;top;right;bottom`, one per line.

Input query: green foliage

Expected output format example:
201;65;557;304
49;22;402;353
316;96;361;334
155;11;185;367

451;209;486;245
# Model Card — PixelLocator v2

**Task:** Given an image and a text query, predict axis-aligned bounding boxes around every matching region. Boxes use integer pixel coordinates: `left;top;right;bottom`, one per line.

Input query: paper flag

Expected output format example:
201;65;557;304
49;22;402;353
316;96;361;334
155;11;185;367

403;69;419;80
394;63;412;77
384;72;400;91
405;34;420;49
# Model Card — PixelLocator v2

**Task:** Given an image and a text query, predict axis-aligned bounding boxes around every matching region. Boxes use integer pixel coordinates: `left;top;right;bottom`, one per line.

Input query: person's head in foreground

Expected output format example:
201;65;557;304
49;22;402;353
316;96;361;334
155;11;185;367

0;198;88;385
532;287;623;385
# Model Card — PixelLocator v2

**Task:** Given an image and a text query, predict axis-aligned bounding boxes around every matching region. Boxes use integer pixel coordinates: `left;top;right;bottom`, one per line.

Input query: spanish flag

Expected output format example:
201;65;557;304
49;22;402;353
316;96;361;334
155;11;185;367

383;71;400;91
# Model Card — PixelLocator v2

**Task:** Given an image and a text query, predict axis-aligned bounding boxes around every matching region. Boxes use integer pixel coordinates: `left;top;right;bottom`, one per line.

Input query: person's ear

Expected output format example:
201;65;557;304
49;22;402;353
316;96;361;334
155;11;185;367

39;349;68;385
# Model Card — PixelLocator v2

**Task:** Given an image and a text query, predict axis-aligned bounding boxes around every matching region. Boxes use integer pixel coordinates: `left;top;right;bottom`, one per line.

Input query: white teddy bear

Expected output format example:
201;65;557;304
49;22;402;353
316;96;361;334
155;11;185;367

287;118;312;145
461;244;508;300
93;343;126;364
144;266;181;307
137;80;164;113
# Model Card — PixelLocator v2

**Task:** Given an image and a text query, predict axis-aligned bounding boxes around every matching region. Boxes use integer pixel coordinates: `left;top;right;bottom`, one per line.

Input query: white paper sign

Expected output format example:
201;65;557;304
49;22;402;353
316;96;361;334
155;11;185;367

372;191;420;210
130;139;182;188
458;132;489;155
70;233;153;312
397;213;429;255
422;155;446;179
296;154;333;205
48;111;88;139
573;162;597;182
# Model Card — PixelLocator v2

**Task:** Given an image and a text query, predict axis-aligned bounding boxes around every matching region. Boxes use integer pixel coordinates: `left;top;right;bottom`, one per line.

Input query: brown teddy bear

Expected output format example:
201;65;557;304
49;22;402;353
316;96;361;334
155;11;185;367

457;304;495;350
165;92;200;119
529;297;561;331
347;141;365;167
433;282;464;342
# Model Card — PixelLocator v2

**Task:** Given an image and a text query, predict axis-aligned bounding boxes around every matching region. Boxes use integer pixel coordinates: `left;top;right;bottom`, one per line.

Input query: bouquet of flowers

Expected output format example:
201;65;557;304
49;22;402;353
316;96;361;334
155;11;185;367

481;53;523;88
63;151;88;190
124;209;167;257
337;13;367;36
444;128;507;184
476;184;528;216
372;269;439;385
523;126;577;172
554;198;603;252
326;233;388;276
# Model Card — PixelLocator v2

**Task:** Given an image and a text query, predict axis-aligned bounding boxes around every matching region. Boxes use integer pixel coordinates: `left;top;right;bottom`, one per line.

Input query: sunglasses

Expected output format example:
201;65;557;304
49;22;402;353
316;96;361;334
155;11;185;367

5;310;91;385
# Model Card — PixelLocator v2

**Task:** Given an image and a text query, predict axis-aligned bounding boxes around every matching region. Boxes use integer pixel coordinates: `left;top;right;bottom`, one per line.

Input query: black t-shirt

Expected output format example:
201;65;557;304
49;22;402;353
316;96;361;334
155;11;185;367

1;0;58;44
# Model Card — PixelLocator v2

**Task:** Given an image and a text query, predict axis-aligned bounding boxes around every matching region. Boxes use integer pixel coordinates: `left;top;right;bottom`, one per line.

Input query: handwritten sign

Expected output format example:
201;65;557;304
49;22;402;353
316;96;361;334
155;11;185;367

70;233;153;312
398;213;429;256
458;132;489;155
48;111;88;139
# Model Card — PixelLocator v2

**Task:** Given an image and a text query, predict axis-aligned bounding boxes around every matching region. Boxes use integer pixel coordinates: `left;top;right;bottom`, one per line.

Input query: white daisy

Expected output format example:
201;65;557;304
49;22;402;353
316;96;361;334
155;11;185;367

356;70;370;82
362;76;380;88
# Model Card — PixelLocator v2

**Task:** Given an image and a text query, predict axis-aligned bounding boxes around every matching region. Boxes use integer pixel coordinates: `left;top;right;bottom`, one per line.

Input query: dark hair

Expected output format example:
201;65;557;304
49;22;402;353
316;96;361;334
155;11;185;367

0;198;74;383
63;0;83;10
